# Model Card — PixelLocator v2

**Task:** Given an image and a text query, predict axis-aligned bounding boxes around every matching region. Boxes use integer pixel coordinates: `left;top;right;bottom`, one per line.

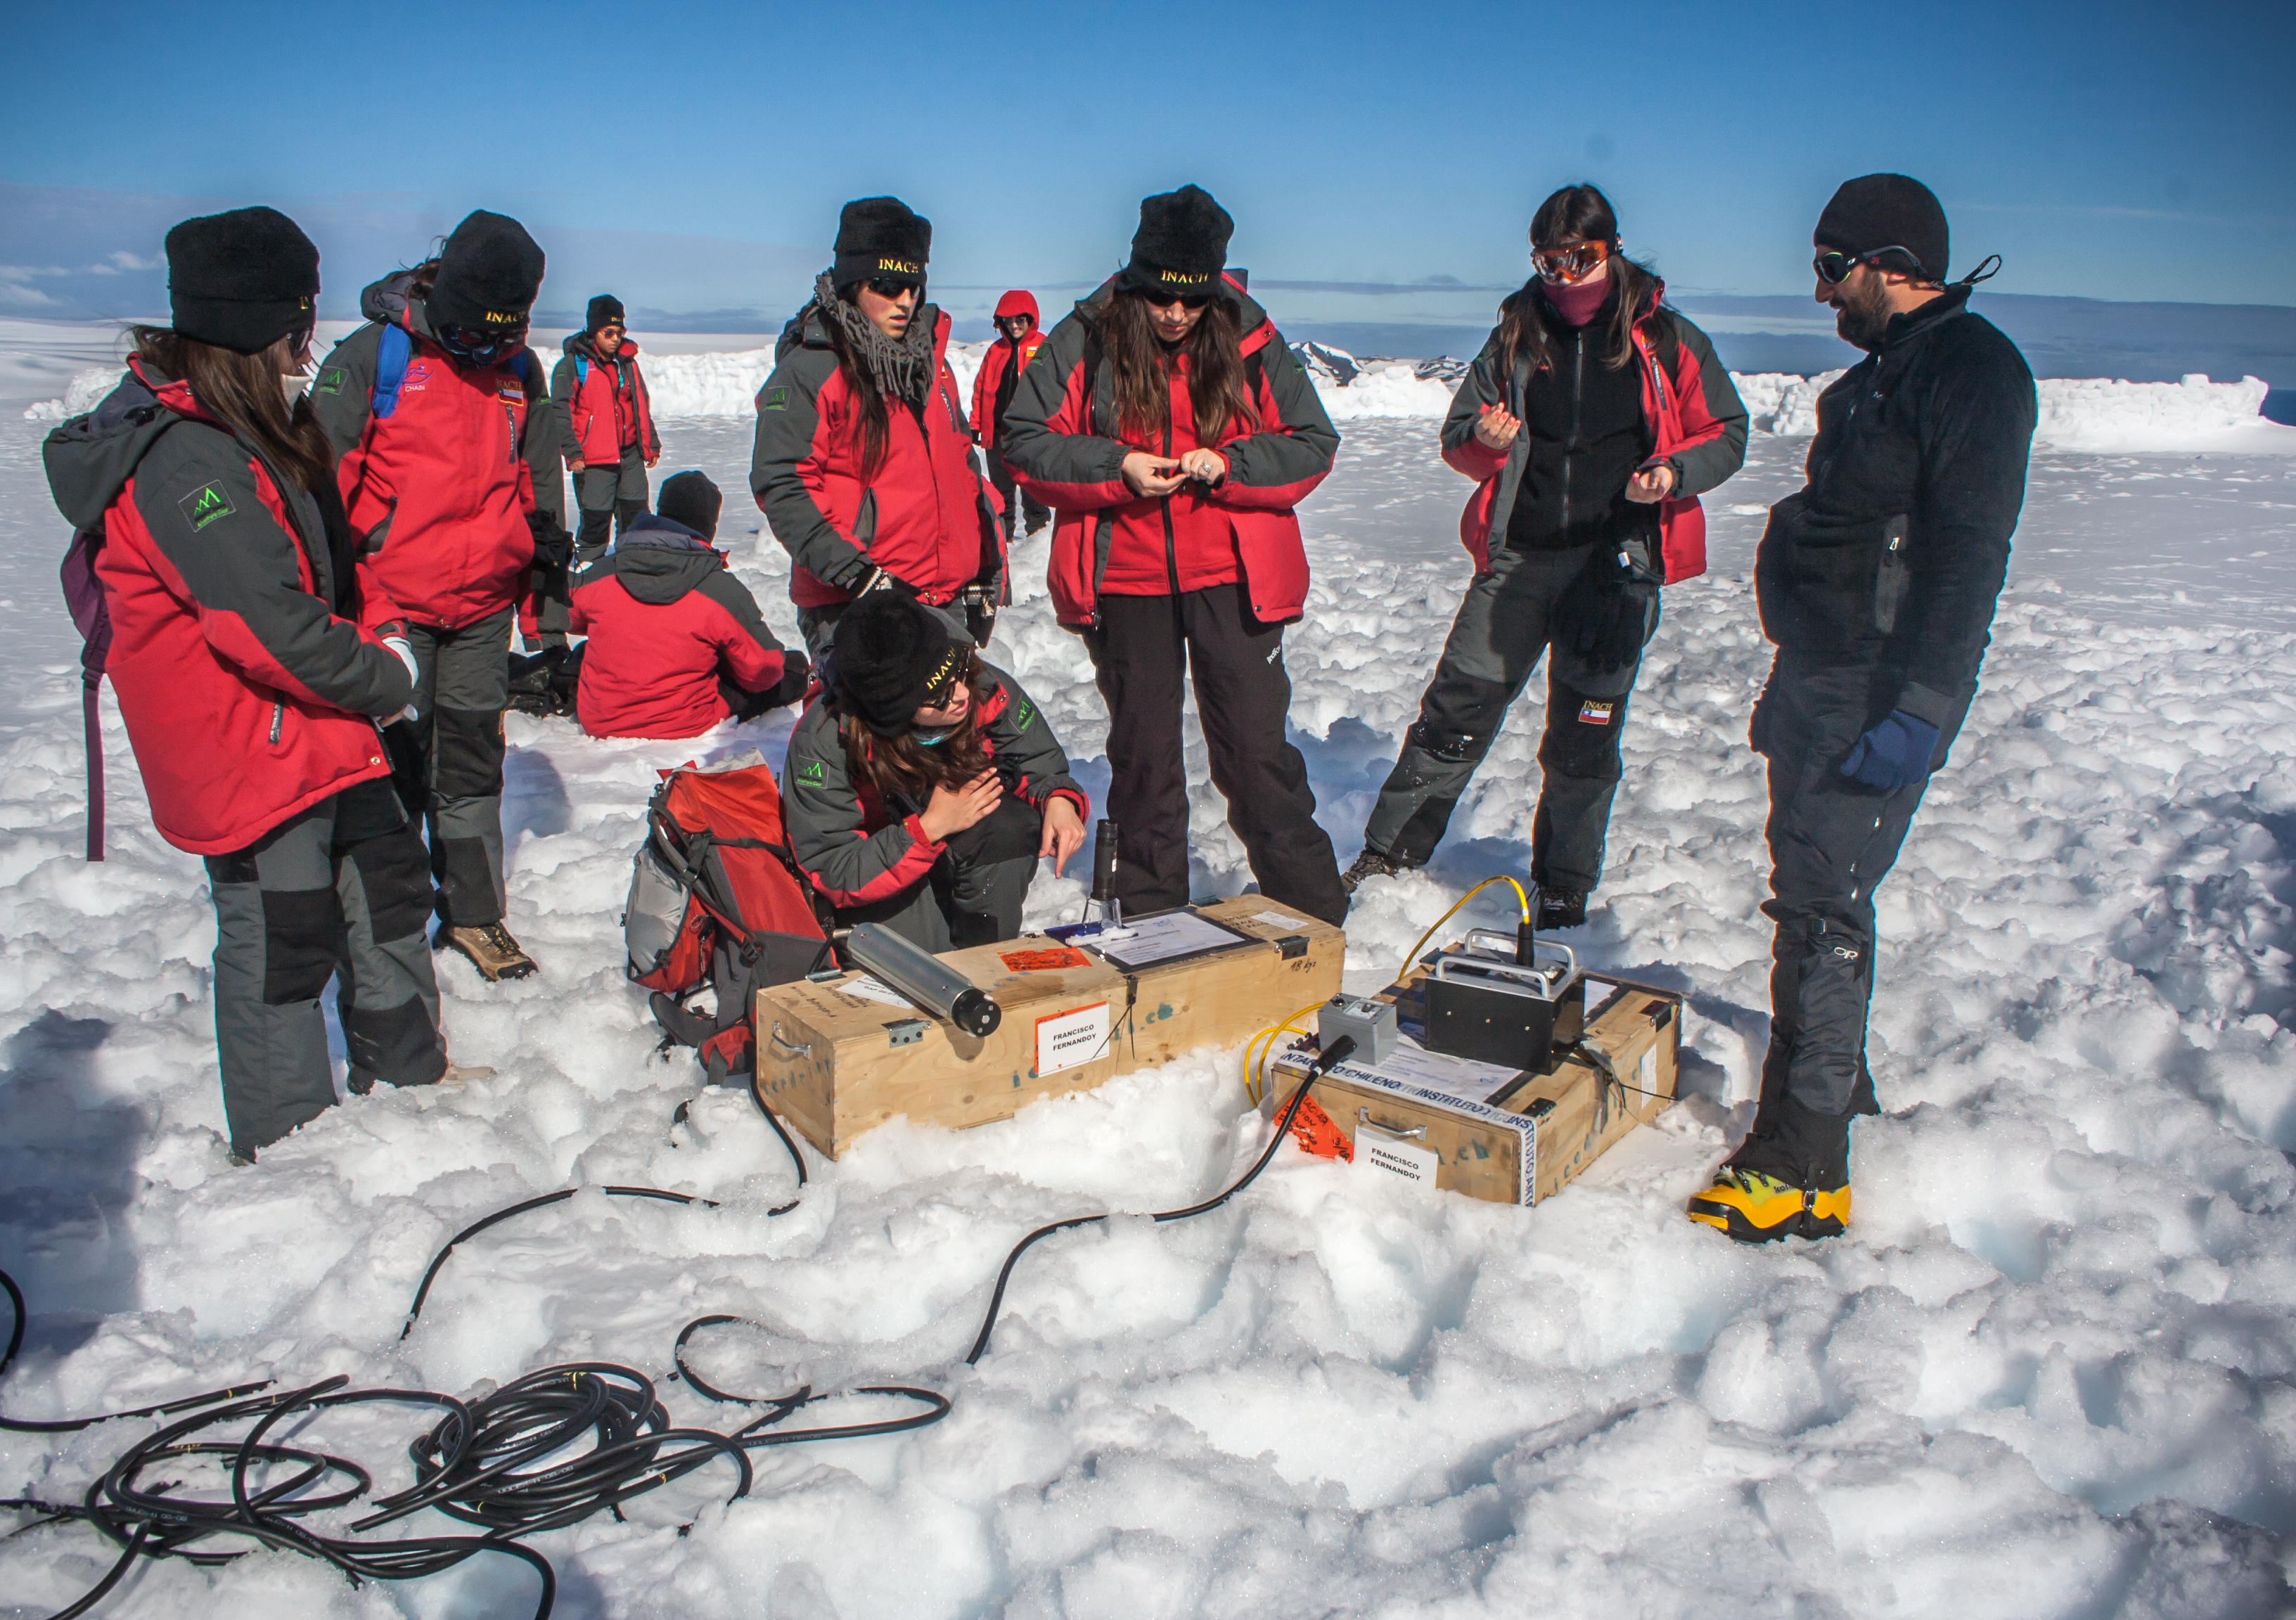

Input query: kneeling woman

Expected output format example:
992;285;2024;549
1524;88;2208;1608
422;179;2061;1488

785;594;1086;951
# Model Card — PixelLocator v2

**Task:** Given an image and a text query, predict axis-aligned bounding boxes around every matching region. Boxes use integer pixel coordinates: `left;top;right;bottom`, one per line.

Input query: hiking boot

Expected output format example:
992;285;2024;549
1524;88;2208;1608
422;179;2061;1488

1340;848;1411;892
440;1061;496;1086
437;923;537;982
1536;887;1587;930
1686;1166;1851;1243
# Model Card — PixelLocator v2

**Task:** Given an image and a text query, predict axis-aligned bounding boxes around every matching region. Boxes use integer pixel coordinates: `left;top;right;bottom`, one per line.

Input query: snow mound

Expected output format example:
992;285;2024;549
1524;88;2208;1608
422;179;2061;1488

1733;369;2296;453
20;366;115;421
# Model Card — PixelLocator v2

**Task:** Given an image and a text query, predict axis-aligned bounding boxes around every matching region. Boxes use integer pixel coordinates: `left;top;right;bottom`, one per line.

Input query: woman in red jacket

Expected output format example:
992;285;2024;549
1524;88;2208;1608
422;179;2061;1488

1000;186;1347;926
42;207;449;1163
1342;185;1749;930
750;197;1005;655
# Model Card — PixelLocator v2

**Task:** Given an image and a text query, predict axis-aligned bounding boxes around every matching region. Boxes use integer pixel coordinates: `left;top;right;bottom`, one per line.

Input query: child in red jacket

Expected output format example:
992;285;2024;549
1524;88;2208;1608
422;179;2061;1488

567;472;808;739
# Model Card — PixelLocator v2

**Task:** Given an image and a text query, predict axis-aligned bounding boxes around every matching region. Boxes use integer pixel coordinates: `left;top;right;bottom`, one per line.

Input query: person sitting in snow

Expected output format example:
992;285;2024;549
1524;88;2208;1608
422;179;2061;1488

565;471;808;739
42;207;464;1164
1687;174;2036;1243
783;593;1086;952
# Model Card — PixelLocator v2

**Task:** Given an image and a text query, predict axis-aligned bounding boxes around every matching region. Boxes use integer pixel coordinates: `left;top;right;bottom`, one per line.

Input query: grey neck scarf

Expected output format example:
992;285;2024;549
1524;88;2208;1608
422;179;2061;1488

814;272;935;406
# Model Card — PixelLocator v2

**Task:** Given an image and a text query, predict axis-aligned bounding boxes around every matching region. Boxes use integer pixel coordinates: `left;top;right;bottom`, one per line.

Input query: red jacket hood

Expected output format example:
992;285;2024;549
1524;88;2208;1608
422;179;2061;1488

994;290;1040;321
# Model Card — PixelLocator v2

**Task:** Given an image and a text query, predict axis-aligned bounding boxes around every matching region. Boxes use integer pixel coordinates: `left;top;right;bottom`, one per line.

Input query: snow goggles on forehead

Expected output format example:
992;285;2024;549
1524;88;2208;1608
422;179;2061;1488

1813;245;1923;285
1532;240;1612;283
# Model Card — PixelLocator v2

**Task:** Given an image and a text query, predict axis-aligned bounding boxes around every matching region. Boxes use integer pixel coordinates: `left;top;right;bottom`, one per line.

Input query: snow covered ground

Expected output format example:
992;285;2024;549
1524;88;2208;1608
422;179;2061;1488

2;322;2295;1618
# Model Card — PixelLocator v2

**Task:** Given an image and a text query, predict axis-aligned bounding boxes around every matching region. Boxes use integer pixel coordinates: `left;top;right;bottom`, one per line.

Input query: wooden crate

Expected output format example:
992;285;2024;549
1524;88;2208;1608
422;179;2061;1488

1266;972;1681;1205
754;897;1345;1159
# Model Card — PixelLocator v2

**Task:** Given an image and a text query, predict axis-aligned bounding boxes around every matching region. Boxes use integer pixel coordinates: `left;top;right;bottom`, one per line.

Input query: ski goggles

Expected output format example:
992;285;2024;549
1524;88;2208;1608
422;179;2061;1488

1813;245;1925;285
1532;240;1612;283
863;276;921;299
437;322;526;366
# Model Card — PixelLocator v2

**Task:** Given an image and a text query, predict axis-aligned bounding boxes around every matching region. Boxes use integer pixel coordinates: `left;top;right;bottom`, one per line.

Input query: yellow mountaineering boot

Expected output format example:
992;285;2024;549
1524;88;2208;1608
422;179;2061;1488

1687;1166;1852;1243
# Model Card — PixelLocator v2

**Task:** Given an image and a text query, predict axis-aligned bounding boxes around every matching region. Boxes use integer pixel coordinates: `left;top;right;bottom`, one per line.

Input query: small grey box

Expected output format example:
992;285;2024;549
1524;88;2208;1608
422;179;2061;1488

1317;996;1399;1066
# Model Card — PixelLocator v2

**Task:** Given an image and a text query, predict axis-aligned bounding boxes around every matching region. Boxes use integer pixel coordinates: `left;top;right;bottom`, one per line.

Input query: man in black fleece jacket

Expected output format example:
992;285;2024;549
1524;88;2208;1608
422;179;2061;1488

1689;174;2037;1244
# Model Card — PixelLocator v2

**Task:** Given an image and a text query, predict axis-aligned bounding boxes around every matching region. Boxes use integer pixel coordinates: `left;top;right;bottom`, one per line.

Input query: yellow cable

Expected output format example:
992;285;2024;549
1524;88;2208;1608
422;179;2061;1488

1397;875;1529;979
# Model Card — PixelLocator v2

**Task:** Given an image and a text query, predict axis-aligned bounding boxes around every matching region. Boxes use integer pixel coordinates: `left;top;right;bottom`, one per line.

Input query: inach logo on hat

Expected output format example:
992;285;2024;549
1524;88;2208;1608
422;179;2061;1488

1578;700;1615;726
762;386;790;411
480;309;521;326
875;259;922;276
797;760;826;783
178;482;236;532
1156;270;1212;287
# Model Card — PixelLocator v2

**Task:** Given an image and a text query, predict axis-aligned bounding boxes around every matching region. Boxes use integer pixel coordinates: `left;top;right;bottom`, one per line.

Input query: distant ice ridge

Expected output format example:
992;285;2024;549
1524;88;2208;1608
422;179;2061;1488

26;344;2295;453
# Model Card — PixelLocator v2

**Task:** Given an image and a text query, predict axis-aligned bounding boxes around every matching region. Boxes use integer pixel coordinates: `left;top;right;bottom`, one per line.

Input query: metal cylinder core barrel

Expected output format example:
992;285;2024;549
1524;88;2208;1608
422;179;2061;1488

845;923;1002;1036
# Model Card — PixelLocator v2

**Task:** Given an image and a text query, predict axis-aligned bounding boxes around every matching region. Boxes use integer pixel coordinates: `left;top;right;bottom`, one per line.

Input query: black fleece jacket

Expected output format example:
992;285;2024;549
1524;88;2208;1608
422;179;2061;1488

1755;286;2037;726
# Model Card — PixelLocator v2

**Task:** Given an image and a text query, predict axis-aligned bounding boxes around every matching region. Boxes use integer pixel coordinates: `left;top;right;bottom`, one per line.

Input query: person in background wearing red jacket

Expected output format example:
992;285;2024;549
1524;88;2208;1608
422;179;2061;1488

1000;185;1348;927
42;207;454;1164
750;197;1006;657
554;295;660;559
969;290;1051;546
314;210;563;983
567;470;809;739
1342;184;1748;930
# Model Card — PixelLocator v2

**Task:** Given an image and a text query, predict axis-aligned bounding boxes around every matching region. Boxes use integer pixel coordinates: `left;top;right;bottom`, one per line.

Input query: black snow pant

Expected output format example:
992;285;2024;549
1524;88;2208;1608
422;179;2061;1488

1361;541;1654;894
1087;584;1347;927
404;605;514;928
204;778;446;1158
533;448;648;647
988;456;1049;541
833;796;1041;953
1741;655;1972;1182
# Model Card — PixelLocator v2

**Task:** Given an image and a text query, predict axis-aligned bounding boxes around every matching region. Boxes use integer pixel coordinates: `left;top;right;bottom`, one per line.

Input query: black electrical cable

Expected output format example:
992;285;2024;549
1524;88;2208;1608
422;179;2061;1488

400;1077;809;1338
1;1268;274;1434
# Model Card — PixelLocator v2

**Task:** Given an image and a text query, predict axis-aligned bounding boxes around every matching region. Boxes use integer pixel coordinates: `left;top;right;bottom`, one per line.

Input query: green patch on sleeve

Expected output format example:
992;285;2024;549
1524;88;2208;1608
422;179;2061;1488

314;366;347;397
177;481;236;532
796;759;826;783
761;385;791;411
1011;700;1036;731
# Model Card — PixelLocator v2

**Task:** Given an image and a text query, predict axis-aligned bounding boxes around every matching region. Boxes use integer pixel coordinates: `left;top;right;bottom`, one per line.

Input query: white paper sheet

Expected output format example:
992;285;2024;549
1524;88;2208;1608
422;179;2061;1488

1087;910;1252;970
835;975;913;1010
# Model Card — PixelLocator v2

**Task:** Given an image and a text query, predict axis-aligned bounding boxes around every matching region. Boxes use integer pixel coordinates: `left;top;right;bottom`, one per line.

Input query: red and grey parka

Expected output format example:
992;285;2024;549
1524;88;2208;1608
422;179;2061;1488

551;333;660;468
968;292;1047;453
781;664;1086;911
1442;284;1747;582
312;272;563;630
41;360;416;854
748;300;1005;611
997;276;1339;629
567;513;795;740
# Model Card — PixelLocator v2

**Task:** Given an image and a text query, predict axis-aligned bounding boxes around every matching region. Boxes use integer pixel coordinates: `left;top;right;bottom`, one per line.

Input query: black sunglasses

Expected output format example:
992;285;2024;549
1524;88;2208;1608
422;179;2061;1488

1145;290;1213;311
1813;245;1924;285
864;277;919;299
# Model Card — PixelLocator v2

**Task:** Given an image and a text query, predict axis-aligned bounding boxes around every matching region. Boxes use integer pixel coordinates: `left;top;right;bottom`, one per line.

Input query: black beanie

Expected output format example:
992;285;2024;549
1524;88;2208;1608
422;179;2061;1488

832;198;931;292
1118;185;1233;298
165;207;320;355
832;593;961;738
428;210;546;333
655;471;721;540
1814;174;1948;284
586;294;625;333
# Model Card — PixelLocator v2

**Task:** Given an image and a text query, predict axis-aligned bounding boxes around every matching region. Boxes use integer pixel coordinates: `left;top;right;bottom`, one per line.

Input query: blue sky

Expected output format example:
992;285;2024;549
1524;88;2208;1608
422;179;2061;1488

5;0;2291;331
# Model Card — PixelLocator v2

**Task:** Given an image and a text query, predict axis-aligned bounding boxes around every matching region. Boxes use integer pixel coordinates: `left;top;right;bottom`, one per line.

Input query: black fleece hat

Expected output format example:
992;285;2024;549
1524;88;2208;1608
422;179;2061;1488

1119;185;1233;298
655;471;721;540
1815;174;1949;284
833;198;931;292
165;207;320;355
832;593;961;738
428;210;546;333
586;294;625;333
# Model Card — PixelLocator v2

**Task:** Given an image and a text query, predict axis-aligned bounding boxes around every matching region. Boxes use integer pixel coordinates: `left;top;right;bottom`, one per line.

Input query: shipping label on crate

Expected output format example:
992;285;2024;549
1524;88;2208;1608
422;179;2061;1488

1035;1002;1110;1076
1357;1133;1439;1188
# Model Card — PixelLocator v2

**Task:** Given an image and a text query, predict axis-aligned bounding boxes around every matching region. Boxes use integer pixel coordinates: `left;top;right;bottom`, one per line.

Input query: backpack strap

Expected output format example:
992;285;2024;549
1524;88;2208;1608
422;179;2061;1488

574;354;588;390
372;323;412;419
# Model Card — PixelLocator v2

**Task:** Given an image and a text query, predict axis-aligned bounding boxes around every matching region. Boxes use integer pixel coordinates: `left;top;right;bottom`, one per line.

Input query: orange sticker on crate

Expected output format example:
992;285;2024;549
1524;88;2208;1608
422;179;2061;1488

1287;1094;1354;1162
1000;946;1092;972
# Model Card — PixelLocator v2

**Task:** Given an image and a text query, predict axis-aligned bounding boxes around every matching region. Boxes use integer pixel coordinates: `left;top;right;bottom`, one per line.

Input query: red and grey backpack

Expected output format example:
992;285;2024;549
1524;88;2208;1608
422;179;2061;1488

624;754;831;1084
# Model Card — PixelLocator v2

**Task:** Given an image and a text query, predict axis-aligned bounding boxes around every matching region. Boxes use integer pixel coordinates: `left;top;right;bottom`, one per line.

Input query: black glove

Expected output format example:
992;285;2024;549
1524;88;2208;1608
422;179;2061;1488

769;648;813;709
1556;543;1661;674
527;513;574;570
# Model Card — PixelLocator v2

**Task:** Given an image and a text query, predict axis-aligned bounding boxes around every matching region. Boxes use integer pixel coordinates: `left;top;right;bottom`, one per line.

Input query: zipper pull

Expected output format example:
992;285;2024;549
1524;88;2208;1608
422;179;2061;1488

269;701;283;745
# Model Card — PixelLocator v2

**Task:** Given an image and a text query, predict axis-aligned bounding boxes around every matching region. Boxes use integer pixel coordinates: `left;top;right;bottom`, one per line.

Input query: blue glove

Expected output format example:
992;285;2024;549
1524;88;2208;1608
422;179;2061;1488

1840;709;1939;790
